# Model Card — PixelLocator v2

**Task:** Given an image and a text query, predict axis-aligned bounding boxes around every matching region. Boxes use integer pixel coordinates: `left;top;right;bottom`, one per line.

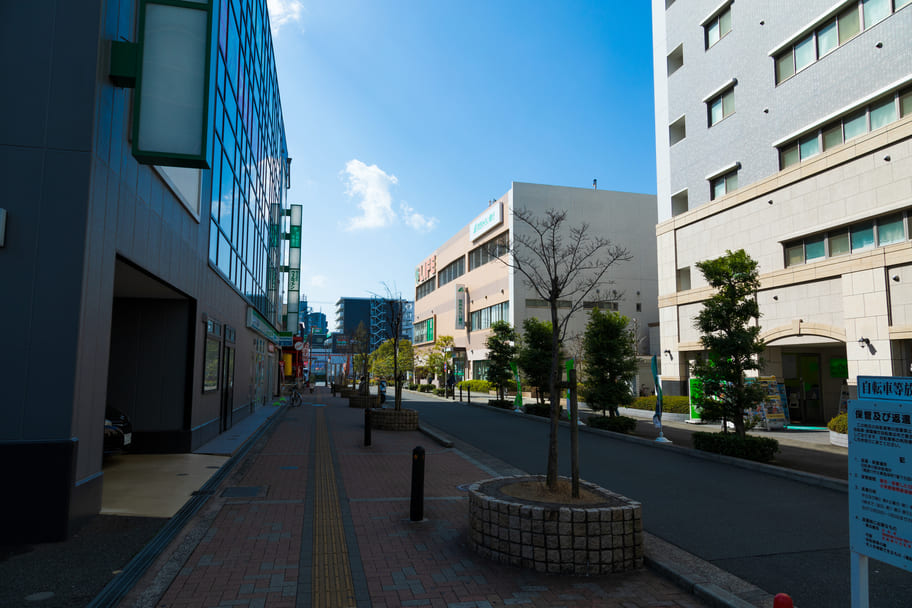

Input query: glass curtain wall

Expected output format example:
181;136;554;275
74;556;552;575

208;0;289;326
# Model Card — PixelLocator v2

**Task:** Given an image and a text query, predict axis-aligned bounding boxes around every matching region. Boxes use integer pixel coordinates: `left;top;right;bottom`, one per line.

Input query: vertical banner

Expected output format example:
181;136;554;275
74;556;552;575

455;284;466;330
286;204;302;332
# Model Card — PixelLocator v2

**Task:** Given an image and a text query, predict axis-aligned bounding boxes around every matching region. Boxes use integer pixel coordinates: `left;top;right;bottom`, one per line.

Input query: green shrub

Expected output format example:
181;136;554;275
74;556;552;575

418;384;434;393
524;402;563;418
586;415;638;434
488;399;515;409
629;395;691;414
433;388;447;397
458;379;492;393
827;413;848;434
407;383;419;391
692;432;780;463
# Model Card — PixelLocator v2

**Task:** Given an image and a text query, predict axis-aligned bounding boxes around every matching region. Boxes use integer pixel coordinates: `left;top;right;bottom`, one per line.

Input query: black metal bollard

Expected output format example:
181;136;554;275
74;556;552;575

364;408;372;447
459;386;462;402
410;446;425;521
467;387;471;404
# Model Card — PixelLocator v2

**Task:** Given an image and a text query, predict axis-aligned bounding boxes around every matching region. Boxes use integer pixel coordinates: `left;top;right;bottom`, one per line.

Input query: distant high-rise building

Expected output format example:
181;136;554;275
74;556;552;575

336;296;414;351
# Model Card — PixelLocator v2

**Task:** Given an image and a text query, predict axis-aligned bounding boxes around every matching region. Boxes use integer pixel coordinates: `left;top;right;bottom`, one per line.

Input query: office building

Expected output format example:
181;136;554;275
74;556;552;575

652;0;912;423
412;182;658;383
336;296;414;351
1;0;292;541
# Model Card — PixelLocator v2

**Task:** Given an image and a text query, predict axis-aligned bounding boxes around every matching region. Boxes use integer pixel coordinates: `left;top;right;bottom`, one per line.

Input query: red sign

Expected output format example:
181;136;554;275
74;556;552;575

415;255;437;284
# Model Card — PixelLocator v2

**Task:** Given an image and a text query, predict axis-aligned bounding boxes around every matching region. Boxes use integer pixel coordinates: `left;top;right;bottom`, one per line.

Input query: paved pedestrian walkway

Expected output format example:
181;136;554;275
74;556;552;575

119;388;713;608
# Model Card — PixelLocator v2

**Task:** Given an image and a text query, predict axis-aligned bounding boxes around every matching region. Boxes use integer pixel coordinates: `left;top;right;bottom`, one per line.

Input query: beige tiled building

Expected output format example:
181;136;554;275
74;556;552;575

412;182;658;385
653;0;912;425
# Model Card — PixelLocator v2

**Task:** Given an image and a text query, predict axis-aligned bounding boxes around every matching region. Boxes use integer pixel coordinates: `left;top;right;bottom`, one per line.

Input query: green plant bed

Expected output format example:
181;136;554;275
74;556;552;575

487;399;515;409
407;383;419;391
433;388;447;397
827;413;848;434
459;379;492;393
418;384;434;393
692;432;780;463
586;415;637;434
523;402;563;418
628;395;691;414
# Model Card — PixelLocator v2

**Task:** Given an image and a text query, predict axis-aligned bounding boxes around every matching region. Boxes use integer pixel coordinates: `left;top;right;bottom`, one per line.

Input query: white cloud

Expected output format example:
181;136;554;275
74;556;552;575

401;202;438;233
342;159;398;230
310;274;327;288
267;0;304;34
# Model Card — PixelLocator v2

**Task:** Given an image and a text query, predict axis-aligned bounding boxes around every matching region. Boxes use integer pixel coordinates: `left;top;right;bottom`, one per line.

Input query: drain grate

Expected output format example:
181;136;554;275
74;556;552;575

221;486;268;498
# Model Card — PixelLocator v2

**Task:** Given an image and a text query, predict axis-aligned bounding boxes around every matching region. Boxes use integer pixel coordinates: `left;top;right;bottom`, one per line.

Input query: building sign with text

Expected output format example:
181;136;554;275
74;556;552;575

469;202;503;242
455;284;466;330
849;376;912;574
415;254;436;284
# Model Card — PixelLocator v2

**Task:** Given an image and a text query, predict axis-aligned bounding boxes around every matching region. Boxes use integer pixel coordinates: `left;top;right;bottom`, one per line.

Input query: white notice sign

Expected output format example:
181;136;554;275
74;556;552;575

848;397;912;573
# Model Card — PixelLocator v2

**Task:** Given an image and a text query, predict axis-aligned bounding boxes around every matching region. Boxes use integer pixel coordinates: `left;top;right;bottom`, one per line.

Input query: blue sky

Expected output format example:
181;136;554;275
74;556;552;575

267;0;657;319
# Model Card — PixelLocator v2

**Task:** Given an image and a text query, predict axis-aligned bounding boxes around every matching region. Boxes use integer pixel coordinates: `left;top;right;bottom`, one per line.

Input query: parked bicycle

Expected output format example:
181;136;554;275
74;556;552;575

287;384;304;407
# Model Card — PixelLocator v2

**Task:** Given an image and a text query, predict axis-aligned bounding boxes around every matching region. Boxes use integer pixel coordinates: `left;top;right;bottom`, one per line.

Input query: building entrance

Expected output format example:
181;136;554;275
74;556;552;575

783;353;822;425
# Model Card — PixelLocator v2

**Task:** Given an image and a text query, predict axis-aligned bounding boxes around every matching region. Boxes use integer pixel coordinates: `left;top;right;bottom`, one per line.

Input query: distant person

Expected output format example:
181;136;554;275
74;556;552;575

379;379;387;404
447;372;456;396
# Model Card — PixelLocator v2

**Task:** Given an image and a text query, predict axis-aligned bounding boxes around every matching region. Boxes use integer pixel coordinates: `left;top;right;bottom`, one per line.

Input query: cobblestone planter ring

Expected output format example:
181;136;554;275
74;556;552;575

368;408;419;431
467;476;643;575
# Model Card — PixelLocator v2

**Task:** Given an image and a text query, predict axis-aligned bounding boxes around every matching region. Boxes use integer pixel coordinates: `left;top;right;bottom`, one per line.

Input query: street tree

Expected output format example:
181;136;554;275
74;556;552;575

371;284;409;409
352;321;371;394
426;335;455;383
581;307;637;417
517;317;556;405
494;207;631;491
371;339;414;388
485;320;517;401
692;249;766;438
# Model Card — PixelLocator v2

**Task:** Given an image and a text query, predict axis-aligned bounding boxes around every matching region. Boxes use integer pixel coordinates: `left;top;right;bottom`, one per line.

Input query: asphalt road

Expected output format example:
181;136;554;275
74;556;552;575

400;391;912;608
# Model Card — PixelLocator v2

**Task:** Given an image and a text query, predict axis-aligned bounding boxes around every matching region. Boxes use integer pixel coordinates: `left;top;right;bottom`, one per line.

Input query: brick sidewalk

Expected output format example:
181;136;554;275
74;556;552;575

126;391;708;608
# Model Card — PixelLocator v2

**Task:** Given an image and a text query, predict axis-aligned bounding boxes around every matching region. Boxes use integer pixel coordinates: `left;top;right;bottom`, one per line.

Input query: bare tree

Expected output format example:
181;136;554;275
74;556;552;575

372;283;407;410
498;207;631;491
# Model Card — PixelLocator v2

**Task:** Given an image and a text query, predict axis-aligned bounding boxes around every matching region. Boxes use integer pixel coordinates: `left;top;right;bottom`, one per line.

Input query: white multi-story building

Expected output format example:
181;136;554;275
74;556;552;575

652;0;912;425
412;182;658;385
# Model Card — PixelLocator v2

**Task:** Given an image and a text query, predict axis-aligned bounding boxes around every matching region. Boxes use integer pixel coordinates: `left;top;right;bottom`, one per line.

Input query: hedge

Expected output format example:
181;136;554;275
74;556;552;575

586;415;638;434
524;402;563;418
692;432;780;463
458;379;492;393
628;395;691;414
827;413;848;434
488;399;515;410
418;384;434;393
433;388;447;397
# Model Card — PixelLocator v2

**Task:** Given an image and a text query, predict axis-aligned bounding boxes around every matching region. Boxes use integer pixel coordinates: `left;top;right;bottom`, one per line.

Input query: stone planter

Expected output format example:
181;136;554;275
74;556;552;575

467;476;643;575
368;408;418;431
829;430;848;447
348;395;380;409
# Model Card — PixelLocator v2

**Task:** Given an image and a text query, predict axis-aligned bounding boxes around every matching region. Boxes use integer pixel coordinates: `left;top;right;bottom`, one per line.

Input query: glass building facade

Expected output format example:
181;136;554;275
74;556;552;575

208;0;288;325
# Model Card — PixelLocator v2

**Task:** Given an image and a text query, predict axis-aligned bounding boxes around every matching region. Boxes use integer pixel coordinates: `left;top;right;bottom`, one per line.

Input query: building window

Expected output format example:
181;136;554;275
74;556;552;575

583;300;619;311
203;318;222;392
774;1;908;85
710;169;738;200
414;318;435;344
676;267;691;292
473;360;491;381
708;87;735;126
671;189;689;216
704;4;732;49
416;278;435;301
669;115;686;146
777;87;910;169
468;231;509;271
667;44;684;76
469;301;510;331
525;299;571;309
784;209;912;266
437;256;465;288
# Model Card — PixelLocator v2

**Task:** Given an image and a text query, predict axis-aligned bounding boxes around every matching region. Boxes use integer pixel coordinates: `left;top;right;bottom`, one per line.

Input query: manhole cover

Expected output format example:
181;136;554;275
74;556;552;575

221;486;268;498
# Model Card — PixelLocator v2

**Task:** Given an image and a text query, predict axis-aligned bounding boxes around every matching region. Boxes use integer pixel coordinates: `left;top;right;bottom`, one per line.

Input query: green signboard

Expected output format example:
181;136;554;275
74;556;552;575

689;377;704;420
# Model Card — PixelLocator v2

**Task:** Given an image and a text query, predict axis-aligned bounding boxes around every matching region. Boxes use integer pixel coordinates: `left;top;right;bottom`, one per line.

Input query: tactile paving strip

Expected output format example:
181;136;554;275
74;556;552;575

312;410;357;607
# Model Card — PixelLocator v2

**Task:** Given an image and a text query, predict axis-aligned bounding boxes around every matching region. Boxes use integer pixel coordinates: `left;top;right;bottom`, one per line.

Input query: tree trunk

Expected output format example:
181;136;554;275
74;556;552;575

546;302;561;491
569;368;579;498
